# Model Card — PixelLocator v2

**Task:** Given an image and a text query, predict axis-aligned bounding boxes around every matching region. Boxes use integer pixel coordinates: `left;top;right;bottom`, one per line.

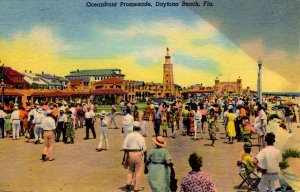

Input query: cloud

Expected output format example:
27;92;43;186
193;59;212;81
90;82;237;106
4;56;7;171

0;22;297;92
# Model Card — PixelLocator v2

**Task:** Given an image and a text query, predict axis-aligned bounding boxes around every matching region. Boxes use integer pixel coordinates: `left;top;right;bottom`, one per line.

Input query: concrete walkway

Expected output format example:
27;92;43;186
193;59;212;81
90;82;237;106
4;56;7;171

0;116;298;192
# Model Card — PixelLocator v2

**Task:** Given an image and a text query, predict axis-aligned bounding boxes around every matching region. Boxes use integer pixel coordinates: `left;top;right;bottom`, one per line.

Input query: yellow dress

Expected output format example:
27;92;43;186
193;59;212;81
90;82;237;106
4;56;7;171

227;112;236;137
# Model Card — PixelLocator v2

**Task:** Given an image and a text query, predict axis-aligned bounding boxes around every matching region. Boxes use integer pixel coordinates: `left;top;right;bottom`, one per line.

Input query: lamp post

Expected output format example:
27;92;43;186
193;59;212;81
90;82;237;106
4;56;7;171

257;57;262;104
1;79;4;106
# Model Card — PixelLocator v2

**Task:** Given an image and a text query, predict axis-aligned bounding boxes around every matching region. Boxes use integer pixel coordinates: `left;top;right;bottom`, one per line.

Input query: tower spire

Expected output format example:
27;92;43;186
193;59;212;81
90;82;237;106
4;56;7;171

165;47;171;64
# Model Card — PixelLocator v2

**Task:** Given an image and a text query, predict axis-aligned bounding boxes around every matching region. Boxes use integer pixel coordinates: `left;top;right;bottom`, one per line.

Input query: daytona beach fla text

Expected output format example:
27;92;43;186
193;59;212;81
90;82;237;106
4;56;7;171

86;1;214;7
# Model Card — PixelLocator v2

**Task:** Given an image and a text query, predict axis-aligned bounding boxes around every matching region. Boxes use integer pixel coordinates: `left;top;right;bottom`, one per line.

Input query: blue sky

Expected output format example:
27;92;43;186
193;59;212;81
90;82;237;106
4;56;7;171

0;0;299;91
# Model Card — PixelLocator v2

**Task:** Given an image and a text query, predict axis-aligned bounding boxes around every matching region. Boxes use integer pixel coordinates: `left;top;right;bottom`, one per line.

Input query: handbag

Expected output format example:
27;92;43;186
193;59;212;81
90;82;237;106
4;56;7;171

144;165;148;174
121;151;129;169
169;163;178;192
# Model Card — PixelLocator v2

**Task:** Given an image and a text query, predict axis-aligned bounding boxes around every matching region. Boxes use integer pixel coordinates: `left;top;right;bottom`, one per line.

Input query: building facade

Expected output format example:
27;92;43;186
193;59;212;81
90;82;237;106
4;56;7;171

3;67;28;89
65;68;125;86
214;77;243;94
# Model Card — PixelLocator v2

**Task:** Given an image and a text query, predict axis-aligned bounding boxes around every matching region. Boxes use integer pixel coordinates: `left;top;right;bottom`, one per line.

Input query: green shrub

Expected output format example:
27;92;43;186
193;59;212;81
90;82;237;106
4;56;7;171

280;149;300;170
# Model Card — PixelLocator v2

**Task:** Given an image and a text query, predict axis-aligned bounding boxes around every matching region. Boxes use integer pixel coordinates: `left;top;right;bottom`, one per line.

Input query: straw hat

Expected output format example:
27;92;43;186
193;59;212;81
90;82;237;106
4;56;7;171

100;110;107;117
152;136;167;148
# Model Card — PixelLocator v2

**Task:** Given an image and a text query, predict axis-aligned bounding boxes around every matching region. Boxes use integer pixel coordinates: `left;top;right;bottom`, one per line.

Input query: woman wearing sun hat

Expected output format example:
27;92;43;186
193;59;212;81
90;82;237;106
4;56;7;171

146;136;172;191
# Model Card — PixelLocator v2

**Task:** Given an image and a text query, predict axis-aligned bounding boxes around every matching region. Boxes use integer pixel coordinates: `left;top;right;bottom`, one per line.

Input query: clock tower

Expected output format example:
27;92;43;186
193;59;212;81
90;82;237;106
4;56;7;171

161;47;174;97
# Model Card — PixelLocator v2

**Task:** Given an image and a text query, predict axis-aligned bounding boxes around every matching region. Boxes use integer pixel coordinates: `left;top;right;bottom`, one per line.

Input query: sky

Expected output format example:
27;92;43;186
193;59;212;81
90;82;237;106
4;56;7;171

0;0;299;92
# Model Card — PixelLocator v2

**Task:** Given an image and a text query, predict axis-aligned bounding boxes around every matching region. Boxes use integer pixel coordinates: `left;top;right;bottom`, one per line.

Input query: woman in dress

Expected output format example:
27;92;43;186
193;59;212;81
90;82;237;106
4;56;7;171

226;107;236;144
4;113;11;137
207;108;217;146
146;136;172;192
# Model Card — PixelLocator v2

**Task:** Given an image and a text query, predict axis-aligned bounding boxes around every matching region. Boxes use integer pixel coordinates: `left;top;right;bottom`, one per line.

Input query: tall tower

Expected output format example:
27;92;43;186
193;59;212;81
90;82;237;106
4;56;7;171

162;47;174;97
237;76;242;94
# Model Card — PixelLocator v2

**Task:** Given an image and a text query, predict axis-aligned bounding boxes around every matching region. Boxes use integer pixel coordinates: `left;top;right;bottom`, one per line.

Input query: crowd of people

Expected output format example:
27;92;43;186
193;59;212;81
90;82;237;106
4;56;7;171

0;94;297;191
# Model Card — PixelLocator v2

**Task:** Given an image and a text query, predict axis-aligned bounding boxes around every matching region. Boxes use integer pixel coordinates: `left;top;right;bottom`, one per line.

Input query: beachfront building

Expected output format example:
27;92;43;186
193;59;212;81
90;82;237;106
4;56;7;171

3;67;28;89
91;77;127;104
65;68;125;86
23;71;48;89
214;76;243;94
36;72;69;90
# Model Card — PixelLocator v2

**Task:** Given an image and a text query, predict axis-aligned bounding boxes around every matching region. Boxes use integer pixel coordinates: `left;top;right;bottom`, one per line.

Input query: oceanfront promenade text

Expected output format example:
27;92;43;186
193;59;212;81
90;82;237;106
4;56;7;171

85;1;214;8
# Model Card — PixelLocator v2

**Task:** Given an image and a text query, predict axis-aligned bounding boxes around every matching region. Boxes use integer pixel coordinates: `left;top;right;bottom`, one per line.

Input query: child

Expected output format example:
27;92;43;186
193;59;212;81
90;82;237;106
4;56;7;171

140;111;147;137
162;114;168;137
207;108;217;146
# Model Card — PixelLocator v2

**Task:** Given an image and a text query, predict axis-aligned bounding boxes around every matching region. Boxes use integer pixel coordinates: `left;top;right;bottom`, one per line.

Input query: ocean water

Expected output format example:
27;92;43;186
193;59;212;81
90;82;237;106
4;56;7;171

263;92;300;96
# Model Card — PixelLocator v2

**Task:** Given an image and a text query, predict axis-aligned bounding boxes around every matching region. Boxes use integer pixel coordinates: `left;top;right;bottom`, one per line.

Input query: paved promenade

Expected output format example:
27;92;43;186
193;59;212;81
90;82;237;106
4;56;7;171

0;116;298;192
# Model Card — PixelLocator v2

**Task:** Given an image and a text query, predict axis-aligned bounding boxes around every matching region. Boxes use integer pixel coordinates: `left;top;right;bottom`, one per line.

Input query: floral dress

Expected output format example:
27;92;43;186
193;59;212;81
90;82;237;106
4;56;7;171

207;113;217;141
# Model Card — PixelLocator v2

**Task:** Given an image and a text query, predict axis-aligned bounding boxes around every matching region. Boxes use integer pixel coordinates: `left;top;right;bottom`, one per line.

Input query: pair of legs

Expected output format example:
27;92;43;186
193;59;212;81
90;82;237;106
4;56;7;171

12;122;20;140
126;152;144;191
42;130;55;161
97;127;108;150
85;118;96;139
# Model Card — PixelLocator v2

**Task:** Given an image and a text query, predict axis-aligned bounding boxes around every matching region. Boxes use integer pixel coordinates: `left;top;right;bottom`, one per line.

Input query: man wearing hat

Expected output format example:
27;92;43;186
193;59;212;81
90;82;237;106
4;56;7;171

153;104;162;136
32;108;45;144
11;106;21;140
122;121;146;192
41;110;56;161
96;110;110;151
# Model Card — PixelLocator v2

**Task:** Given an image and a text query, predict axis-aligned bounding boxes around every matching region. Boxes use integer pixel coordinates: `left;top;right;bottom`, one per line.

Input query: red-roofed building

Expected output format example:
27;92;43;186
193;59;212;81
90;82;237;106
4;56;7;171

92;77;127;103
3;67;28;89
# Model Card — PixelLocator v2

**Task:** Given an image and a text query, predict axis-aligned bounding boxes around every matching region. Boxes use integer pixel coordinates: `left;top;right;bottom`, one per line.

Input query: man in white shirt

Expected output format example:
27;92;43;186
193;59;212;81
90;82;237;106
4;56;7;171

0;106;7;139
41;110;56;162
84;106;96;139
96;110;110;151
11;106;21;140
254;133;282;192
122;108;134;137
33;108;45;144
122;122;146;192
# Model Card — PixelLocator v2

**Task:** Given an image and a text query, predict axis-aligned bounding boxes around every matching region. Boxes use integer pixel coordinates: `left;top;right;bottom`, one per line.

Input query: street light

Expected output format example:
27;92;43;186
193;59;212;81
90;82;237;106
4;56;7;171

1;79;4;106
257;57;262;104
